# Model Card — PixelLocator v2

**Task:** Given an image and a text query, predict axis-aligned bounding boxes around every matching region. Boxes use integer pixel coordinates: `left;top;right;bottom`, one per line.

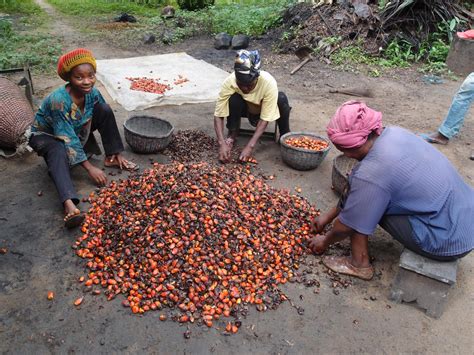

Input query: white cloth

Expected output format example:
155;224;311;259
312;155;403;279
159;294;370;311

96;53;230;111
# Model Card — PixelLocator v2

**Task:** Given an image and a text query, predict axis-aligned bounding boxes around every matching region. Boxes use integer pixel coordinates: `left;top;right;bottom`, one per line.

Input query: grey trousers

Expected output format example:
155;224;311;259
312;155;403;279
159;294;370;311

379;215;469;261
226;92;291;136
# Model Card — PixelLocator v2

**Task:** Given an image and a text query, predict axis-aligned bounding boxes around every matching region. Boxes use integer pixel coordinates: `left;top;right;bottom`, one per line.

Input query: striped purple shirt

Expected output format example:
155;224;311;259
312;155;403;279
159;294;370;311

339;126;474;256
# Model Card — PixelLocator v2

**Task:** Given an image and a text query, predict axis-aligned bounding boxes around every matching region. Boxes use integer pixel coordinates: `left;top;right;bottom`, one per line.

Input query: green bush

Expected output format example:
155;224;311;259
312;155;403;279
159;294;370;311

0;11;60;72
209;2;285;35
178;0;215;11
0;0;42;15
0;18;13;38
47;0;159;16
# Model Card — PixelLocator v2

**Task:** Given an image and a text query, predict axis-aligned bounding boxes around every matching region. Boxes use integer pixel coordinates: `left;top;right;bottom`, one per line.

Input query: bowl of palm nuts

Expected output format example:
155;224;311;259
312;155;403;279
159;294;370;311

280;132;331;170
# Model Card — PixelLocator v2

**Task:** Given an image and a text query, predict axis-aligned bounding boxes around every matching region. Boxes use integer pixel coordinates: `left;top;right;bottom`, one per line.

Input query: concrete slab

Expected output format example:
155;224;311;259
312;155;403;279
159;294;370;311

399;249;458;285
446;36;474;77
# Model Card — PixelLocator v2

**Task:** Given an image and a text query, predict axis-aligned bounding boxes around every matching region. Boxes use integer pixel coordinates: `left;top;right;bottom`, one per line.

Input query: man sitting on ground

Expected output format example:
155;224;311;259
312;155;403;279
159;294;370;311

213;50;291;163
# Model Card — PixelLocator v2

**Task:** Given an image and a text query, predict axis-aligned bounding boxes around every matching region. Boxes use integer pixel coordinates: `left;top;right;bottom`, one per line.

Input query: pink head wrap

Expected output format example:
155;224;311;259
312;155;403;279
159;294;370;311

326;100;383;149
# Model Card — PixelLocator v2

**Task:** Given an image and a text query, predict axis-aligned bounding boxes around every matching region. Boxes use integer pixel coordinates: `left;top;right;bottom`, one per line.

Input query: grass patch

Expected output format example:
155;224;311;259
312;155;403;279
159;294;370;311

46;0;161;17
0;0;47;28
0;0;43;14
45;0;290;46
0;1;61;73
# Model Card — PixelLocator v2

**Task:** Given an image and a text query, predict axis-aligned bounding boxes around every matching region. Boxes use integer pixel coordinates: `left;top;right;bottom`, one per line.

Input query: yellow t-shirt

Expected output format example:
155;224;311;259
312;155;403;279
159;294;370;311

214;71;280;122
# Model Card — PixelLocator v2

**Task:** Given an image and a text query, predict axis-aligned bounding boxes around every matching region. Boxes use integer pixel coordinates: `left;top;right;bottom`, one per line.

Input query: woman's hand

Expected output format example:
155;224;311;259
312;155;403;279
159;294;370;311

87;165;107;186
311;215;329;234
311;207;340;234
308;235;328;255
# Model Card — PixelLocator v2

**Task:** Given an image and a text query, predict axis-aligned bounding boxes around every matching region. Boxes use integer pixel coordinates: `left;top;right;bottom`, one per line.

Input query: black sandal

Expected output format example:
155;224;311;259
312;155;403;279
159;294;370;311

64;210;85;229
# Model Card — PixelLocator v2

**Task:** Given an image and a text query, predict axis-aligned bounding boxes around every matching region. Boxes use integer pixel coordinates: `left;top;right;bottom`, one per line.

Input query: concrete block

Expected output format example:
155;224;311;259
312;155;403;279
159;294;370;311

390;249;458;318
399;249;458;285
446;36;474;77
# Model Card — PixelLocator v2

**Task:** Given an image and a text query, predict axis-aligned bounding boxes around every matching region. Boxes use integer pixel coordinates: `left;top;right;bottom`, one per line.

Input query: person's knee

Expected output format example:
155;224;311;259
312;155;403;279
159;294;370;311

278;92;290;111
94;103;113;116
30;136;67;159
51;141;68;160
278;91;288;103
229;93;244;109
29;135;46;153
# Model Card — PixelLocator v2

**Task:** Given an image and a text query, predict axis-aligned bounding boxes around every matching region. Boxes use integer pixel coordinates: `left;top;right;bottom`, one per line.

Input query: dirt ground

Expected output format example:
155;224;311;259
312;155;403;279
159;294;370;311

1;1;473;354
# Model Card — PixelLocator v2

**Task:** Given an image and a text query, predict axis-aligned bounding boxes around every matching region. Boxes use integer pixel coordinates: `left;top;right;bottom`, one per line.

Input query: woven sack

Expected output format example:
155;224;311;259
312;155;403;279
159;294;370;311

0;76;34;150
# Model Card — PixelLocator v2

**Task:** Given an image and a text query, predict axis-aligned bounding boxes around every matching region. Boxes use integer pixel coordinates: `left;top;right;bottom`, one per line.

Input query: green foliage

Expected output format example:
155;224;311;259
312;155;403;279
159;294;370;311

331;44;378;67
0;19;62;71
0;3;61;73
208;1;287;35
379;21;451;72
377;0;388;10
177;0;214;11
45;0;288;39
327;17;453;76
46;0;160;16
0;0;46;27
380;39;415;66
0;18;13;37
0;0;43;14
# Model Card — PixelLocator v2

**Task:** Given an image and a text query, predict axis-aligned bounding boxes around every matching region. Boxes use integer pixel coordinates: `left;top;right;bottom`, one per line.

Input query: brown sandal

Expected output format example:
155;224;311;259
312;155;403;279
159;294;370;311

322;256;374;281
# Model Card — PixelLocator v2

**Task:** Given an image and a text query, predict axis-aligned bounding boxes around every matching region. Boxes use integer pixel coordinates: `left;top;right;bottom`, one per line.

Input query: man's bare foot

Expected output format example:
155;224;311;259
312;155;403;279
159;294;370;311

421;132;449;145
224;137;235;150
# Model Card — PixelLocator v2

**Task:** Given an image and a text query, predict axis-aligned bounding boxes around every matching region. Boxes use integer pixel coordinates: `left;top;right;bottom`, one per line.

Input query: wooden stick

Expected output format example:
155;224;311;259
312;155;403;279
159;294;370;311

290;57;312;75
316;8;336;37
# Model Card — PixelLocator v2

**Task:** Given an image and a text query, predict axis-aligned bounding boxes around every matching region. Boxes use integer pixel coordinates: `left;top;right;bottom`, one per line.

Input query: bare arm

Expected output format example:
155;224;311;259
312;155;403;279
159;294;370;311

324;218;355;245
213;116;226;145
309;218;355;254
312;205;340;233
214;116;231;163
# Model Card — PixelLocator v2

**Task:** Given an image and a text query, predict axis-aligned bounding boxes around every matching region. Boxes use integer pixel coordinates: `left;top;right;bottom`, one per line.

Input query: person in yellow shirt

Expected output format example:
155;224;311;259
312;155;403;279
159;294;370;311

214;50;291;162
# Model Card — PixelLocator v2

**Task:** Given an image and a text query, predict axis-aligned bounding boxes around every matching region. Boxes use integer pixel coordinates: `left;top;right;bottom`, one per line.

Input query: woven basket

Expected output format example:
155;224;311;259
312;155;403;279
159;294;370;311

124;116;174;154
280;132;330;171
331;154;358;195
0;76;34;149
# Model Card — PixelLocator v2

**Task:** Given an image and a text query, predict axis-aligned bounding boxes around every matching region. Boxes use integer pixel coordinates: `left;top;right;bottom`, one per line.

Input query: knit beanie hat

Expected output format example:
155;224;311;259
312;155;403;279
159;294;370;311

57;48;97;81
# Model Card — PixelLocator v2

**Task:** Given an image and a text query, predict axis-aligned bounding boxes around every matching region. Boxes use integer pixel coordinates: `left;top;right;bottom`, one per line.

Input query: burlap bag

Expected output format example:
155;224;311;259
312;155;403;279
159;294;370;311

0;76;34;156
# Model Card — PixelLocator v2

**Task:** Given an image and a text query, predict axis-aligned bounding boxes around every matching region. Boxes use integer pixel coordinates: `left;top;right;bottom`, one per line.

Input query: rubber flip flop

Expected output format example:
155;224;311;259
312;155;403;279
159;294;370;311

322;256;374;281
419;133;448;145
64;212;85;229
